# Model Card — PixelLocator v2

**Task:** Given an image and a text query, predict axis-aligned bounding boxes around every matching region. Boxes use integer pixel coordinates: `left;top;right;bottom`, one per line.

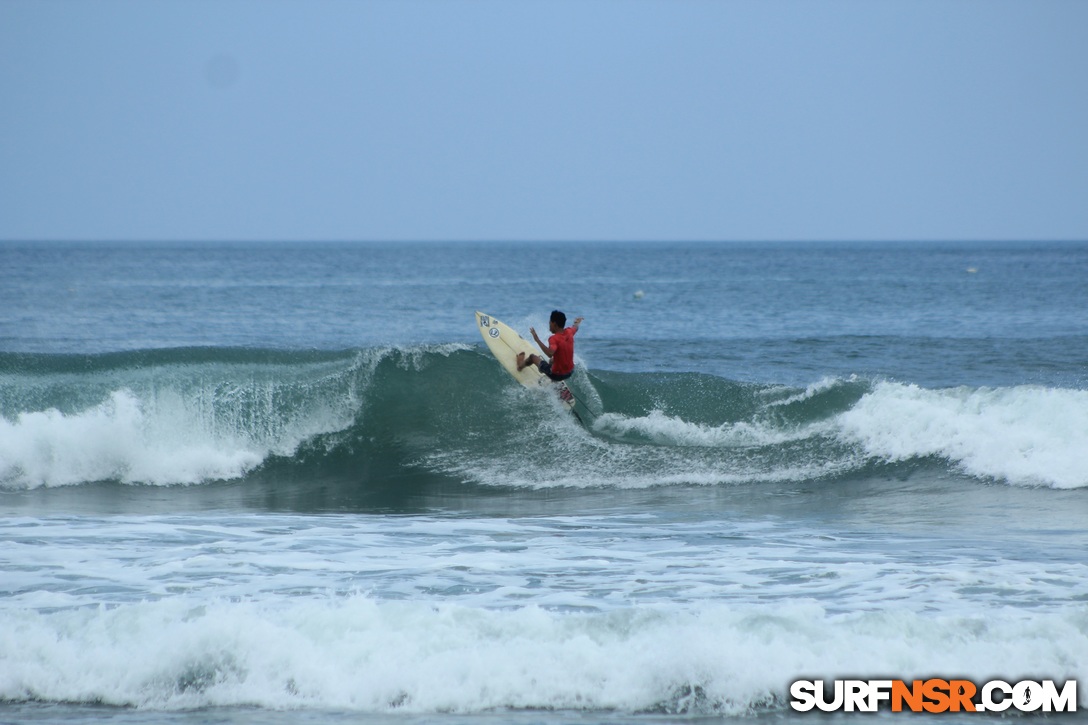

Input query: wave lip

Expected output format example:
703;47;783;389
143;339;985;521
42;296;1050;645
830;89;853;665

837;382;1088;489
0;389;266;488
0;348;373;489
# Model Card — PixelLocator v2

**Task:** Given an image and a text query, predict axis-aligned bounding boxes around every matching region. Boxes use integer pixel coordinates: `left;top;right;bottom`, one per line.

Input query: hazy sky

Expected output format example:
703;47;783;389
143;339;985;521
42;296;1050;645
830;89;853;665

2;0;1086;242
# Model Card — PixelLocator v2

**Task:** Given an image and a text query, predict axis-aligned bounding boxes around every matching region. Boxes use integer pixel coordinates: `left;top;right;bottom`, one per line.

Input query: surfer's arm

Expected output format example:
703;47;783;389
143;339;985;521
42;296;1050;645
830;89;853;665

530;327;554;358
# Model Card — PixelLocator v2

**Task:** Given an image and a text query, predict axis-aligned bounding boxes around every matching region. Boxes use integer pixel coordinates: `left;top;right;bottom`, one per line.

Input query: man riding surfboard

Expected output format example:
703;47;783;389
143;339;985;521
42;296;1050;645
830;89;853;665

516;310;584;382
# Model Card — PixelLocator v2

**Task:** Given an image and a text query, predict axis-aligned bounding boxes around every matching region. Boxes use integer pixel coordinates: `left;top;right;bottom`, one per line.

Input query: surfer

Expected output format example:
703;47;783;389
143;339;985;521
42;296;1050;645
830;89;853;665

516;310;583;382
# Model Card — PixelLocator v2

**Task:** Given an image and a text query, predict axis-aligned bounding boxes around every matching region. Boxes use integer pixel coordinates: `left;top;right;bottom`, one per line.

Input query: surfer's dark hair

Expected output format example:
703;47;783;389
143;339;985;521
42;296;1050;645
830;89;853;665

550;310;566;328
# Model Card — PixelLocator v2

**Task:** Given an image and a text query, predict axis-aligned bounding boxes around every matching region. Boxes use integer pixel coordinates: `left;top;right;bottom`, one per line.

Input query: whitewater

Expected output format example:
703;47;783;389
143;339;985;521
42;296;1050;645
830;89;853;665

1;241;1086;723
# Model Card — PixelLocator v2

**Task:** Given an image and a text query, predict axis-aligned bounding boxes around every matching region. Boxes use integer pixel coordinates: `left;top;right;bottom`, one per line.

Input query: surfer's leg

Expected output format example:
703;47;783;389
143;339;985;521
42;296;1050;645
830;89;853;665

517;353;539;371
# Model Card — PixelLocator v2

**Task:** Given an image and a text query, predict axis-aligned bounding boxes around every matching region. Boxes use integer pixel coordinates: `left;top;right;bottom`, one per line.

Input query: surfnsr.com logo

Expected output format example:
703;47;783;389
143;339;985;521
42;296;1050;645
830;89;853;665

790;678;1078;713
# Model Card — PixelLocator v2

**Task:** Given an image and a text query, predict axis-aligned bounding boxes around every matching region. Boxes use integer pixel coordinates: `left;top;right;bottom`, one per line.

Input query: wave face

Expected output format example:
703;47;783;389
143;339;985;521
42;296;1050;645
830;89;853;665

2;346;1087;493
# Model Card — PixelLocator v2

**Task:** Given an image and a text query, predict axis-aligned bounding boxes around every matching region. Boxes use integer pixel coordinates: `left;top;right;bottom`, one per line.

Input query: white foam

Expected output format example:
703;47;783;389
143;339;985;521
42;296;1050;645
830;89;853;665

592;409;829;448
1;597;1083;713
0;390;264;487
837;382;1088;489
3;512;1085;713
0;383;348;488
12;513;1083;615
763;375;852;407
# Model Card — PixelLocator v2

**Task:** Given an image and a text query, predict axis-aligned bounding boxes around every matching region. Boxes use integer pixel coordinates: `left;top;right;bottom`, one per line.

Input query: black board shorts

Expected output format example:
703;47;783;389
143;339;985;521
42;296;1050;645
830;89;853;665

539;360;572;382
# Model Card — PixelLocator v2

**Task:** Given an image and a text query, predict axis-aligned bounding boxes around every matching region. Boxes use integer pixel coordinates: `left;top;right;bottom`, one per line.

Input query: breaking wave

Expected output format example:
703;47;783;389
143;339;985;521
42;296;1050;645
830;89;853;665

2;346;1086;493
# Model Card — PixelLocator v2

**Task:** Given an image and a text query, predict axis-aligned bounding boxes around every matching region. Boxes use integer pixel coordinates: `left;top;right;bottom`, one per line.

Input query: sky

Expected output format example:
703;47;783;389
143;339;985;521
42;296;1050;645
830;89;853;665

1;0;1086;243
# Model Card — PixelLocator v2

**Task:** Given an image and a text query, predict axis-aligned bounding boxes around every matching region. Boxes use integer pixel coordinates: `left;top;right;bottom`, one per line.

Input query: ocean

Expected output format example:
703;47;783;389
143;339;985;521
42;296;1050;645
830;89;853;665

1;241;1086;723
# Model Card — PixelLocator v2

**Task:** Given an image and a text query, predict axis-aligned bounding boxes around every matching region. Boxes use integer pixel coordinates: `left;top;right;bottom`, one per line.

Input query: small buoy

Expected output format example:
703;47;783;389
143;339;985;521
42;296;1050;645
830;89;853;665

966;267;978;274
633;290;645;299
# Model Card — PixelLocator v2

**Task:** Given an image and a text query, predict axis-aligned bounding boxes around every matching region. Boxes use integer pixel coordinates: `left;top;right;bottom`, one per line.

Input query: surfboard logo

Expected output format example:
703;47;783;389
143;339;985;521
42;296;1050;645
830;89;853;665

488;327;500;338
480;316;491;327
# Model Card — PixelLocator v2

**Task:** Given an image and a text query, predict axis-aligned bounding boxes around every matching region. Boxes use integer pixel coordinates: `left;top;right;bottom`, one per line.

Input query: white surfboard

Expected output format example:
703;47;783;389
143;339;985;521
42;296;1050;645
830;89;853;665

475;311;576;413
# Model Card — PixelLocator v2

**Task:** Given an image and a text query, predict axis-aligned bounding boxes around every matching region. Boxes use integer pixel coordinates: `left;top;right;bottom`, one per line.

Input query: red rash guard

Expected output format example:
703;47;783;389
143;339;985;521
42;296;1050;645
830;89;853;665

548;327;577;376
